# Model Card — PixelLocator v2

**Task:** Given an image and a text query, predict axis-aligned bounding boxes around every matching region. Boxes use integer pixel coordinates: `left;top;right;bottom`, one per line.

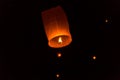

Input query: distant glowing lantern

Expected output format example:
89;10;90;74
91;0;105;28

41;6;72;48
93;56;96;60
105;19;108;23
57;52;62;58
56;74;60;78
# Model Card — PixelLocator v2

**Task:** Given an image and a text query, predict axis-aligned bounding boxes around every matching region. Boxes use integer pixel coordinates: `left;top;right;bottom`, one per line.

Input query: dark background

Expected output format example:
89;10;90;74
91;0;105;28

0;0;119;80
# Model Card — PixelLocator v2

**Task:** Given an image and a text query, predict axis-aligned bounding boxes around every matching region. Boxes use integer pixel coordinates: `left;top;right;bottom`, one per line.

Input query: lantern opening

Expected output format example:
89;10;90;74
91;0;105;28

48;35;72;48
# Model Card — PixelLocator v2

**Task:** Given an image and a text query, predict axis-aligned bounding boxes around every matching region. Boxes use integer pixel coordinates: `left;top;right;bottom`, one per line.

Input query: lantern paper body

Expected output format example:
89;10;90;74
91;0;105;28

41;6;72;48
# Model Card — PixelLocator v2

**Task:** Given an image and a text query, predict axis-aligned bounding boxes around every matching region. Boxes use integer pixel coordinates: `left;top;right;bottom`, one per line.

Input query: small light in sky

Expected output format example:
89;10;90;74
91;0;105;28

93;56;96;60
57;53;62;58
105;19;108;23
56;74;60;78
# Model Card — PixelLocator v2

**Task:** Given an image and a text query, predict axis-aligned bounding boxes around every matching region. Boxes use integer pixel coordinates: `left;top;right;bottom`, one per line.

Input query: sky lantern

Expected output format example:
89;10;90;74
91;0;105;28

41;6;72;48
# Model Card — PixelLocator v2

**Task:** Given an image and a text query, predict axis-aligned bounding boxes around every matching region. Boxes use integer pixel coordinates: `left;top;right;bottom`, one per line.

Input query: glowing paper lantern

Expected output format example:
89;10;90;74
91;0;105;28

57;52;62;58
41;6;72;48
93;56;96;60
56;74;60;78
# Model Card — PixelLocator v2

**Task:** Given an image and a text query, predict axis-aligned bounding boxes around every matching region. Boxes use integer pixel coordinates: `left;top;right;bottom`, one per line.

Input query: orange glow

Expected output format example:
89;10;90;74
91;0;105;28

57;53;62;58
105;19;108;23
93;56;96;60
56;74;60;78
41;6;72;48
58;37;62;43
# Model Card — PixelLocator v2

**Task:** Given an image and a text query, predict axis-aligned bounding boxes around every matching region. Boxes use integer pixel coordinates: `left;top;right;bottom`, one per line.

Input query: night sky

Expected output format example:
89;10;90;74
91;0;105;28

0;0;119;80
